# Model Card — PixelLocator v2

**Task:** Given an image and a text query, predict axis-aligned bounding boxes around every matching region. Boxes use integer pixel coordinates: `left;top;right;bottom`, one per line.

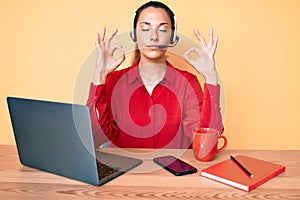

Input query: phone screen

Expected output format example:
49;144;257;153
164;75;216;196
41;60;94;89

153;155;197;176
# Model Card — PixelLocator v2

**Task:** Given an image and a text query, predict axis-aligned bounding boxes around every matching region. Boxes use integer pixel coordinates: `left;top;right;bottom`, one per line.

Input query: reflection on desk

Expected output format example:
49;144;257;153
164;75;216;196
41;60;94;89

0;145;299;200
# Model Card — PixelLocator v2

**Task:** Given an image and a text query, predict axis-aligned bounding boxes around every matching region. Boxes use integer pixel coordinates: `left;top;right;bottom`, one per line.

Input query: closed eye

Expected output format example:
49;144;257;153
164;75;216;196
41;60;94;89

159;29;168;32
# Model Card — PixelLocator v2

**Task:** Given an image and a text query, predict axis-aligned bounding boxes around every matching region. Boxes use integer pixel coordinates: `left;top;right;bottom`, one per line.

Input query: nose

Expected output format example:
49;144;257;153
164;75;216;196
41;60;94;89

150;28;158;41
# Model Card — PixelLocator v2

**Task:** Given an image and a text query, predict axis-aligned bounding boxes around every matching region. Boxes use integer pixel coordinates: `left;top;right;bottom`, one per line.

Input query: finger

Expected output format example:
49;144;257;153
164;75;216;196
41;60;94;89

99;27;106;46
105;29;118;47
111;44;126;68
110;44;124;55
183;51;192;63
115;51;126;66
183;54;195;66
208;28;213;47
211;35;218;53
184;47;201;56
107;29;118;42
95;33;100;48
194;28;207;48
183;47;199;64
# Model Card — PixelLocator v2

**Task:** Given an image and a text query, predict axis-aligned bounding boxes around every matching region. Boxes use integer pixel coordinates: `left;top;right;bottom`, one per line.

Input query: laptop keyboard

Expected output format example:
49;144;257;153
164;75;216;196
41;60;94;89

96;159;120;179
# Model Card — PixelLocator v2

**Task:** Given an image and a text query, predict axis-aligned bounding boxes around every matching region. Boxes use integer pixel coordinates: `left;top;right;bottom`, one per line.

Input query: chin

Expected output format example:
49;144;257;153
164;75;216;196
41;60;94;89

141;50;166;60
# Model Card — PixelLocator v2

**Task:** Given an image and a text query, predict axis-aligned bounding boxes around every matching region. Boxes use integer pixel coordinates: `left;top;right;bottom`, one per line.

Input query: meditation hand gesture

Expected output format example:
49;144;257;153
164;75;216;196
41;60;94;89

184;28;218;85
93;27;125;85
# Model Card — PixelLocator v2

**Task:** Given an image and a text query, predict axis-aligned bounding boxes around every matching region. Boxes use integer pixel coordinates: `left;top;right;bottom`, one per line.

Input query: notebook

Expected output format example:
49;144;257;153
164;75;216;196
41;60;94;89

200;155;286;192
7;96;142;186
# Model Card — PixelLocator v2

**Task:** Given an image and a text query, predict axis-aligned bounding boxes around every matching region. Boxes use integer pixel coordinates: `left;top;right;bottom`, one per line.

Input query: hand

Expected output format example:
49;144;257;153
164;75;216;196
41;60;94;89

93;27;125;85
184;28;218;85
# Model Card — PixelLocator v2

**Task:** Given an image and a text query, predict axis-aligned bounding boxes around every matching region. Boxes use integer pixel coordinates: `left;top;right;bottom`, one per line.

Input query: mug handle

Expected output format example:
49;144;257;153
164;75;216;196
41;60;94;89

216;135;227;153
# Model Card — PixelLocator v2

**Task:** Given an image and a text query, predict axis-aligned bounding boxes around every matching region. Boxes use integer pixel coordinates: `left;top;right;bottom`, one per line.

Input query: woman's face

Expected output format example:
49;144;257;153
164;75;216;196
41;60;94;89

136;7;172;63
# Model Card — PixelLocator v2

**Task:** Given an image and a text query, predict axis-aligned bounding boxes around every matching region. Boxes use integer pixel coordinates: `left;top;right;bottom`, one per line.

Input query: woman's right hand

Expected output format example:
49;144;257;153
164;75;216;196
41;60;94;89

93;27;125;85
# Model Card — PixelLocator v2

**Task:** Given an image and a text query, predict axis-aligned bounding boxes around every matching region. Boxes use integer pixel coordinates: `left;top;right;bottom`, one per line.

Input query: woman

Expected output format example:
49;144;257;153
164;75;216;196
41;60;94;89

86;1;223;149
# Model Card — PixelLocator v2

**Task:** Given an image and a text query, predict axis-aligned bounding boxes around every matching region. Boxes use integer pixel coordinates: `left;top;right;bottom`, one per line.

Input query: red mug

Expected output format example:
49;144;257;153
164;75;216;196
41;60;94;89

192;128;227;162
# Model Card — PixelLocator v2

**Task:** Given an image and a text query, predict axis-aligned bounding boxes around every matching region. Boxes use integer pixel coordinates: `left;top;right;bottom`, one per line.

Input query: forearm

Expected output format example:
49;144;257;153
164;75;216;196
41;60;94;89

200;83;224;133
203;70;218;86
86;83;119;148
93;68;109;85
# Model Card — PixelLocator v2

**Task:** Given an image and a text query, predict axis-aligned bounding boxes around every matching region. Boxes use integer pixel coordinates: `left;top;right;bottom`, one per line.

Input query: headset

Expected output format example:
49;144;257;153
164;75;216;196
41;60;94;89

130;12;179;47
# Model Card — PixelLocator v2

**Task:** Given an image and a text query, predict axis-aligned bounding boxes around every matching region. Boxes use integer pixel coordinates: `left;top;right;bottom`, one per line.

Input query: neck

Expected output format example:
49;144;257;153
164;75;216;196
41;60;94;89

138;62;167;83
138;62;167;96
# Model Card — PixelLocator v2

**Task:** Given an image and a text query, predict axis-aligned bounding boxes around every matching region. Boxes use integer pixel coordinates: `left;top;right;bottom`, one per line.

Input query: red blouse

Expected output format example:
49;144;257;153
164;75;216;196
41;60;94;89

86;62;223;149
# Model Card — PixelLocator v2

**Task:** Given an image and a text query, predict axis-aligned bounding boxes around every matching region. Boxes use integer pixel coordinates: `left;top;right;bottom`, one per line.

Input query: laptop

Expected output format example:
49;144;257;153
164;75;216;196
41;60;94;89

7;96;142;186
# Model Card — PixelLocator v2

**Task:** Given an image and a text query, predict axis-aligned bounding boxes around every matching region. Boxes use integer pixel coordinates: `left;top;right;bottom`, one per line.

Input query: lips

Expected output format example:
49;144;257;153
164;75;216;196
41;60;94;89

147;45;160;50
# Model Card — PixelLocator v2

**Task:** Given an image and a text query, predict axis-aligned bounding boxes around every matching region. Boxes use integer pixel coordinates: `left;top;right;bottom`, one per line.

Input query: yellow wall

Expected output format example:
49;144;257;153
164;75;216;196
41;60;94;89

1;0;299;149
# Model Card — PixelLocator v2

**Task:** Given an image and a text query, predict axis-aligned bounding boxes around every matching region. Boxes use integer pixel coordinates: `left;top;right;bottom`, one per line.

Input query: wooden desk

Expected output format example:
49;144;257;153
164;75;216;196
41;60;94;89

0;145;299;200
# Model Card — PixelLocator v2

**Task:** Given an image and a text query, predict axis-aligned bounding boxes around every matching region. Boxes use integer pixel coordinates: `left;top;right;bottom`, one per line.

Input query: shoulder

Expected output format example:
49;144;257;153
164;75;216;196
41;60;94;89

109;68;128;79
167;62;198;82
107;63;138;83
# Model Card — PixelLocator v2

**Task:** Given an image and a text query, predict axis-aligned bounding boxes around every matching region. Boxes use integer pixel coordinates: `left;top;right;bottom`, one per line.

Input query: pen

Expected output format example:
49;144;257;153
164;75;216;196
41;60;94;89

230;156;254;178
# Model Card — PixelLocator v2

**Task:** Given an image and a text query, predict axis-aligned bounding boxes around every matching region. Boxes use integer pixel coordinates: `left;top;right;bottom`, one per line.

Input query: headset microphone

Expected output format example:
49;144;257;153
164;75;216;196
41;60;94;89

158;44;175;49
158;36;179;49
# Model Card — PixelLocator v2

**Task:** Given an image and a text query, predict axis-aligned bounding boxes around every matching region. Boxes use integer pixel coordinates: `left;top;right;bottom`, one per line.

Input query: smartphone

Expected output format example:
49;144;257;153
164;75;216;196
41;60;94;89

153;155;197;176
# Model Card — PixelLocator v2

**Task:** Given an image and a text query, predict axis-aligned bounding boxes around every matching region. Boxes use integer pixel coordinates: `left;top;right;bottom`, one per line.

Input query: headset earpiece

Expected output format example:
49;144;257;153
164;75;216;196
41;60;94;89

130;12;137;42
170;16;178;45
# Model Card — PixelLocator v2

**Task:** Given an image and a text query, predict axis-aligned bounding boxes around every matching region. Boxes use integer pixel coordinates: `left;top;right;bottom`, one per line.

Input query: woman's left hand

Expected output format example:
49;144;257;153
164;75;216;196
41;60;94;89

184;28;218;85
